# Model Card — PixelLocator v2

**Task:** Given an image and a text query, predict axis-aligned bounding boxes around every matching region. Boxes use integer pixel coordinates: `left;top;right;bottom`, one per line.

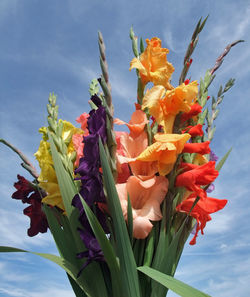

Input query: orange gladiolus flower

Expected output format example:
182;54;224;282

182;141;210;155
176;193;227;244
137;133;190;176
116;175;169;239
142;81;198;133
130;37;174;89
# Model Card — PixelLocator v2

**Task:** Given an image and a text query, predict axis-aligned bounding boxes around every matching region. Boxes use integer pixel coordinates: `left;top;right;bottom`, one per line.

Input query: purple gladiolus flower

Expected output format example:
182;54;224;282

76;229;104;277
206;183;215;193
88;106;107;143
72;94;109;275
210;150;218;162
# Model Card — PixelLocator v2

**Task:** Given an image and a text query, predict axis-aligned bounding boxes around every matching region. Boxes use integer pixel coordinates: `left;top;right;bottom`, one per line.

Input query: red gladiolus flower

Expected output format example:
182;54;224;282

181;103;202;123
182;124;204;137
182;141;210;154
175;161;219;199
176;193;227;244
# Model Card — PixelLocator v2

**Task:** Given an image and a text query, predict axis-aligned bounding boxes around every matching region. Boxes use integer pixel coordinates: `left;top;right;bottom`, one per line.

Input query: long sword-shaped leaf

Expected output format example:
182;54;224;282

138;266;211;297
99;138;141;297
216;147;232;172
0;246;89;294
151;198;199;297
67;274;88;297
79;196;122;297
43;205;76;261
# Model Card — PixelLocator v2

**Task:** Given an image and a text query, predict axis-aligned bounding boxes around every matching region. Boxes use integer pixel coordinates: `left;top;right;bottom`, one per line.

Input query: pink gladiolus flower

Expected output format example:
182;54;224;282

116;175;169;239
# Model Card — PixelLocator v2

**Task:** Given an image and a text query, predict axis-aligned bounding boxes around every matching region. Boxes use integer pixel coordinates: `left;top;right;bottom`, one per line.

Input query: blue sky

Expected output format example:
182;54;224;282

0;1;250;296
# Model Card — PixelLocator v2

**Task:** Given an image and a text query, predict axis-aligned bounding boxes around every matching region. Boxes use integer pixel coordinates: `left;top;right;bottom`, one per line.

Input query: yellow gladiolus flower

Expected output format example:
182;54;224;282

130;37;174;89
35;121;83;211
137;133;191;176
142;81;198;133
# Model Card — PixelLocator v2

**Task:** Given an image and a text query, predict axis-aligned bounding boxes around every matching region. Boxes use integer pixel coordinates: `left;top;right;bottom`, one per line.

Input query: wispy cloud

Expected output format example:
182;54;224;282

0;209;53;249
0;286;75;297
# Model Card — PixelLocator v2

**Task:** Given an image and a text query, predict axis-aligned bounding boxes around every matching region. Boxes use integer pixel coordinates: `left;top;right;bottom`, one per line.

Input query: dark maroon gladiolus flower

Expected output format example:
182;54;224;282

23;197;48;236
12;174;34;203
12;175;49;237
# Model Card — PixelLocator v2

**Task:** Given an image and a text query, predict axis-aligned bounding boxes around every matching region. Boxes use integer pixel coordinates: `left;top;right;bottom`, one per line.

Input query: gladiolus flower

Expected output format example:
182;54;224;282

114;110;148;138
116;175;169;239
181;103;202;123
182;141;211;155
117;131;157;179
35;121;82;211
175;161;219;199
137;133;190;176
130;37;174;89
72;133;84;167
142;81;198;133
210;150;219;162
115;131;131;183
182;124;204;137
76;112;89;134
12;175;48;237
176;193;227;244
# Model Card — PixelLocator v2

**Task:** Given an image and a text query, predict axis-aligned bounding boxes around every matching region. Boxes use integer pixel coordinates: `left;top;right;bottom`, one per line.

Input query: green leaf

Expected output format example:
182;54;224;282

143;229;155;267
79;196;122;297
43;205;79;264
67;274;88;297
216;147;232;172
99;138;141;297
0;246;88;294
127;194;133;244
152;200;168;270
138;266;211;297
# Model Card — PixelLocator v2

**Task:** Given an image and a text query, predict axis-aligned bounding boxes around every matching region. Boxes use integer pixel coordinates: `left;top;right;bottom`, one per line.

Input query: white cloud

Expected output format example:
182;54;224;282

0;286;74;297
0;209;53;249
205;212;232;234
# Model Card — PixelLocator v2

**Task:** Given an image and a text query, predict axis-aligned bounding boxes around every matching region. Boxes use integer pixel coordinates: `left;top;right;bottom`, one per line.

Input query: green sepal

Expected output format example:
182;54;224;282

140;37;144;54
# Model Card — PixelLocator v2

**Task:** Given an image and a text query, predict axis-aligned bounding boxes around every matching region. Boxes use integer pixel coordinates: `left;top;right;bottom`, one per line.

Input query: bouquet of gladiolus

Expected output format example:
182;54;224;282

0;17;243;297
